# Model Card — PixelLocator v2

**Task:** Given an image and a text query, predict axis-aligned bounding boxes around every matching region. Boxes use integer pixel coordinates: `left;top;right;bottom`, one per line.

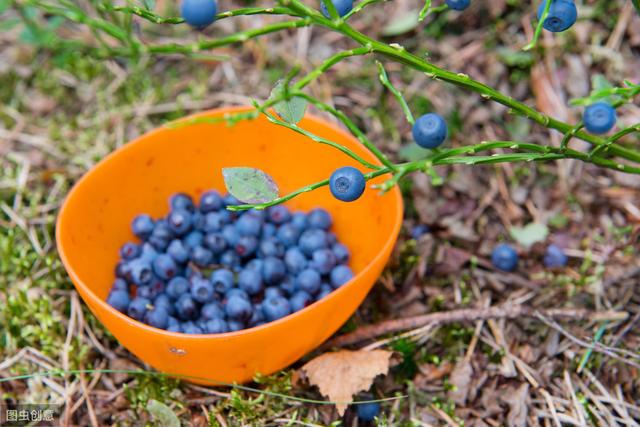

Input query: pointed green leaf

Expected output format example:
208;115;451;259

147;399;180;427
222;167;279;204
382;10;419;36
269;81;307;124
509;222;548;248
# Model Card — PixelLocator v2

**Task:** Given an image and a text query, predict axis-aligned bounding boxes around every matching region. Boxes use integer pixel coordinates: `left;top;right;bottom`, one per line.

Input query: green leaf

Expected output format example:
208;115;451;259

222;167;279;204
418;0;433;21
398;144;430;162
269;80;307;124
382;10;419;36
592;74;614;92
141;0;156;10
509;222;548;248
147;399;180;427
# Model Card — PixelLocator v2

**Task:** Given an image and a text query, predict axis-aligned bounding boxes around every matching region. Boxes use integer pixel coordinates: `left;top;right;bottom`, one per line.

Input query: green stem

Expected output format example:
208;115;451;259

608;123;640;143
103;5;300;24
262;110;382;170
294;46;373;89
523;0;550;51
293;92;396;170
376;61;415;125
228;168;393;211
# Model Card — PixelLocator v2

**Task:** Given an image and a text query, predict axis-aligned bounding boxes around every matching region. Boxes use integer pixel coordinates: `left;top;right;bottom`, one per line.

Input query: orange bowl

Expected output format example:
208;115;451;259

56;106;403;385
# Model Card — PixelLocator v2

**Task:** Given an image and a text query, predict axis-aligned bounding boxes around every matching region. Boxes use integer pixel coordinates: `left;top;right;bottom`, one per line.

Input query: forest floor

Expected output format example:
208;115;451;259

1;0;639;425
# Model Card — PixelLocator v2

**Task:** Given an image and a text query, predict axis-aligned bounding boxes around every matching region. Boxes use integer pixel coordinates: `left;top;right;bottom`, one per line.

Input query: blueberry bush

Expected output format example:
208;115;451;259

7;0;640;208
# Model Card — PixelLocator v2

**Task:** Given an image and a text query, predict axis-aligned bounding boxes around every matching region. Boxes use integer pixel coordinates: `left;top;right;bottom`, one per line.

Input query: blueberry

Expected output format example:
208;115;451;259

543;244;568;268
202;212;225;233
153;294;173;313
201;302;225;320
491;244;518;272
183;230;204;249
235;235;258;258
226;288;249;301
139;243;159;263
276;223;301;248
262;222;278;239
191;277;215;303
356;401;381;422
129;259;153;286
127;297;151;321
411;224;430;240
176;294;199;320
290;212;308;230
191;245;214;267
146;278;166;299
445;0;470;10
238;268;264;295
413;113;448;149
330;265;353;288
262;256;286;285
225;295;253;321
167;209;192;235
166;276;189;299
167;323;182;333
132;214;154;240
299;229;328;256
267;205;291;225
290;291;312;312
245;258;264;271
210;268;234;295
249;304;265;326
284;247;308;273
583;102;616;135
258;237;285;258
318;283;333;299
326;232;337;245
236;214;262;237
152;219;174;241
166;239;189;264
264;287;285;299
205;318;228;334
115;261;130;280
311;249;337;275
307;208;332;230
119;242;141;260
222;224;240;246
320;0;353;18
204;232;227;254
112;278;128;292
150;254;176;281
199;190;223;213
191;211;205;231
182;322;203;334
280;277;297;296
537;0;577;33
332;243;350;264
329;166;366;202
219;250;241;269
169;192;195;211
296;269;322;295
136;285;152;299
107;289;130;312
168;316;180;328
262;296;292;322
223;194;241;207
227;320;245;332
144;306;169;329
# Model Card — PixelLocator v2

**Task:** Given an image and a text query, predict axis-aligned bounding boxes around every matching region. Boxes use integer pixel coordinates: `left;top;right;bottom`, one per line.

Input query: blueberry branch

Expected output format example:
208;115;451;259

376;61;415;125
523;0;551;51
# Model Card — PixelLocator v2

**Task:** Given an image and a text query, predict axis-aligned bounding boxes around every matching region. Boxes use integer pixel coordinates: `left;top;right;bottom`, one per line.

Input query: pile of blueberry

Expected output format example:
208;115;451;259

106;192;355;334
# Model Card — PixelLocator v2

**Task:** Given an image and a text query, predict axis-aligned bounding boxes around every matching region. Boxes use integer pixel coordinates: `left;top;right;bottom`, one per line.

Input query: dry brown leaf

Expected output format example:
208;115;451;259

300;350;393;416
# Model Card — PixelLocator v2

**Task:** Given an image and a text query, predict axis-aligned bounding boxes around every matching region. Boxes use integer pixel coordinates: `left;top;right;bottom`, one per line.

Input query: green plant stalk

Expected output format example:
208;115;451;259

376;61;415;125
608;123;640;143
261;109;381;170
104;5;299;24
279;0;640;164
523;0;551;51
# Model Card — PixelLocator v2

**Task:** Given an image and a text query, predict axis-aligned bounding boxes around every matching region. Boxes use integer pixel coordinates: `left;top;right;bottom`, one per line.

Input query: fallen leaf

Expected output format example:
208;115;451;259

300;350;392;416
510;222;548;248
448;361;473;405
147;399;180;427
501;383;529;427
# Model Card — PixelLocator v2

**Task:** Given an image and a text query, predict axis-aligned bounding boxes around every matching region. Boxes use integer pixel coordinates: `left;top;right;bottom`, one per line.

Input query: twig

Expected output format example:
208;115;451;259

325;306;628;348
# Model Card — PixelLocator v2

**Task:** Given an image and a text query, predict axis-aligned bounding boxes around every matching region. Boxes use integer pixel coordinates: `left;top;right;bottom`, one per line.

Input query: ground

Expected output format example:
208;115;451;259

1;0;639;426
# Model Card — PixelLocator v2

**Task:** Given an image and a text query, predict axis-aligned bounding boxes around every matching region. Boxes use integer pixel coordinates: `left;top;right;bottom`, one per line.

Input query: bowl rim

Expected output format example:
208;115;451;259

56;105;404;340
